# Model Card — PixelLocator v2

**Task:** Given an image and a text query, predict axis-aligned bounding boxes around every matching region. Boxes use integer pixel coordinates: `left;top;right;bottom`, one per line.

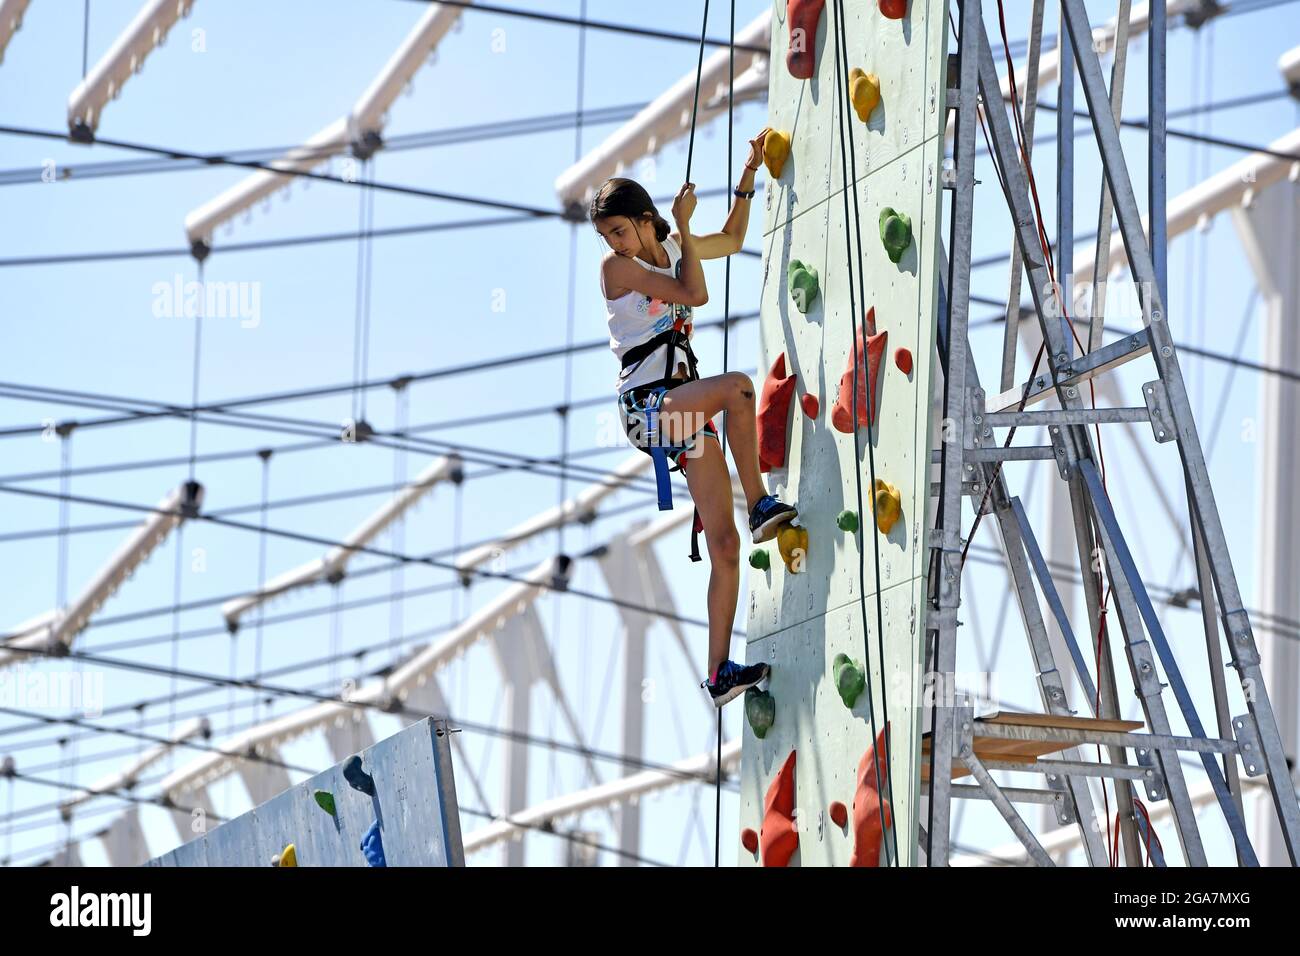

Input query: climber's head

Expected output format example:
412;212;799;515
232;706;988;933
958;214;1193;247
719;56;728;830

590;177;669;260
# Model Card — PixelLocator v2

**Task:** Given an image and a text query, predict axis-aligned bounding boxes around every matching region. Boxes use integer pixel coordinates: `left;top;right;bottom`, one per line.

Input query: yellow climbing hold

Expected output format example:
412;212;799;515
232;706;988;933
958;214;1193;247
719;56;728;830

275;843;298;867
777;524;809;573
764;128;792;179
849;68;881;122
871;480;902;534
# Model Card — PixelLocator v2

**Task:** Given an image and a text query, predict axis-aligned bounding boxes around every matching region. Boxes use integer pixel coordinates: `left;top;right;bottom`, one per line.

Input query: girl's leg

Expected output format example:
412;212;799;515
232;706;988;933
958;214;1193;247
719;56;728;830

659;371;767;510
682;433;743;676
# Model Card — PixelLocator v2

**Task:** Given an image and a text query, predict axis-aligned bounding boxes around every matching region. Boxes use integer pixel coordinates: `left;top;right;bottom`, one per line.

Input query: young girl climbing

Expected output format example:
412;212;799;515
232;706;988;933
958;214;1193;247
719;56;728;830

590;129;798;708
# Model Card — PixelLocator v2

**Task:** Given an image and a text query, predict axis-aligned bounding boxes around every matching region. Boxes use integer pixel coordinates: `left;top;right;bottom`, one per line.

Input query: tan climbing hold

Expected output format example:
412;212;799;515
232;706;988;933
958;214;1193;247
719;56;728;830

871;479;902;534
777;524;809;573
849;68;881;122
764;128;792;179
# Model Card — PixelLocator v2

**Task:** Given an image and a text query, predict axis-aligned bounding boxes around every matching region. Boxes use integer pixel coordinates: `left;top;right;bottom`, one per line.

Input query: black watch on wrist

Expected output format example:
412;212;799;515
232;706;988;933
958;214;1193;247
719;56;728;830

733;187;756;199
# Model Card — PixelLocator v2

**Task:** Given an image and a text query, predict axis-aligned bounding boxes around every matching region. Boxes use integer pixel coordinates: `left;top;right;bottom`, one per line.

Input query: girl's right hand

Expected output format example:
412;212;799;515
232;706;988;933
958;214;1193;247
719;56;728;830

671;182;697;224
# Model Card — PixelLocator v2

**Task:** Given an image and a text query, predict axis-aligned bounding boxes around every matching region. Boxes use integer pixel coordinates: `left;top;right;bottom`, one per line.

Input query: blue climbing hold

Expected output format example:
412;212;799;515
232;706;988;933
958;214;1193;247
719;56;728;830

360;818;387;867
342;754;376;796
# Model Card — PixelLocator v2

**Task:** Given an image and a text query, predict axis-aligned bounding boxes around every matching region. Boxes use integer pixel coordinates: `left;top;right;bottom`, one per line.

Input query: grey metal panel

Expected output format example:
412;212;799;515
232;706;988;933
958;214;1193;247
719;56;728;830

146;718;462;867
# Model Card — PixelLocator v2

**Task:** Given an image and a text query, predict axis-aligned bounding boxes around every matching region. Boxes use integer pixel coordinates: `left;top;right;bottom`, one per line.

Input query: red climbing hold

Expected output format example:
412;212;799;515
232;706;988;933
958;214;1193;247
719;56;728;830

850;725;893;867
785;0;825;79
801;392;820;420
829;801;848;828
894;347;912;376
761;749;799;867
879;0;908;19
831;312;887;433
757;353;798;472
741;828;759;854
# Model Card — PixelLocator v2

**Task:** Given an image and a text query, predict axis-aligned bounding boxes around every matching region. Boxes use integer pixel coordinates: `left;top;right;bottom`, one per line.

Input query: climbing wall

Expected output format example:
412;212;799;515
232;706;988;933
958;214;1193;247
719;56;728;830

147;718;464;867
738;0;947;867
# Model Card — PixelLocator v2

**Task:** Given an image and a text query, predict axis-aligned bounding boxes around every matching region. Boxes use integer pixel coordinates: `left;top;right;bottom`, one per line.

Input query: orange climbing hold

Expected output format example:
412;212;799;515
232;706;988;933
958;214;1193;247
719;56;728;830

761;750;799;867
741;827;760;854
801;392;820;419
851;725;893;867
757;353;798;473
829;801;848;828
894;347;912;375
832;311;887;433
785;0;825;79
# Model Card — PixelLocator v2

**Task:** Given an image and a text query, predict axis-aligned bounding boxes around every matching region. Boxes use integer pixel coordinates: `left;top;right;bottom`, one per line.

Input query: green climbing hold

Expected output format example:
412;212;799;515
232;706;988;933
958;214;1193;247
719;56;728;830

745;687;776;739
787;259;820;313
833;653;866;708
749;549;771;571
837;509;859;533
313;789;337;816
879;207;913;263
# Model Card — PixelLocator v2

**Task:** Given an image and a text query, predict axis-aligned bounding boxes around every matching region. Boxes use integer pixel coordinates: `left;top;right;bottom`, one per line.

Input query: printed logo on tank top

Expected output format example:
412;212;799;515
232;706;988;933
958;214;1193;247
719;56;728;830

639;296;692;334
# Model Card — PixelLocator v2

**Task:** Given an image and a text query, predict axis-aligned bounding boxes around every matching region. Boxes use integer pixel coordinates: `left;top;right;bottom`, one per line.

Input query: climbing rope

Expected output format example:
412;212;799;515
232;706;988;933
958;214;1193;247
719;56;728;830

557;0;588;564
187;261;205;481
254;449;271;724
829;0;897;866
388;383;409;670
551;0;590;807
351;158;376;425
81;0;90;79
167;517;186;743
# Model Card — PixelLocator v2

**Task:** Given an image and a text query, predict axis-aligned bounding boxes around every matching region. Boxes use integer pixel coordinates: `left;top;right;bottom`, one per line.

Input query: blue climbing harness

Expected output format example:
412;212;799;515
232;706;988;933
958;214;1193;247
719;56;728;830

618;311;708;562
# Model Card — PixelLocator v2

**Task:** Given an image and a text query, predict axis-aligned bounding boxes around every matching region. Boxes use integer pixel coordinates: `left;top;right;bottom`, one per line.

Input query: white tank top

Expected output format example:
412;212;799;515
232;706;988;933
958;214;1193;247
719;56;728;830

605;234;697;395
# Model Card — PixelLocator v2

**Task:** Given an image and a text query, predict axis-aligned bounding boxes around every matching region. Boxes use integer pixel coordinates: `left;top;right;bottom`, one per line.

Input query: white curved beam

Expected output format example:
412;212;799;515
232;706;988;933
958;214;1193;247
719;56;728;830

183;118;349;250
0;481;203;671
554;10;771;207
67;0;198;137
183;1;472;247
464;738;742;855
1001;0;1201;104
1072;123;1300;287
220;455;460;631
453;452;652;577
160;554;565;802
349;1;464;143
0;0;31;66
59;717;209;817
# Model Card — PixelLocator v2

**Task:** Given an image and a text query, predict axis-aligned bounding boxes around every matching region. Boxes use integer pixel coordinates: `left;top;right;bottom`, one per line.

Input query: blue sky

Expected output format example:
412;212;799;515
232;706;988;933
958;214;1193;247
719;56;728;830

0;0;1297;866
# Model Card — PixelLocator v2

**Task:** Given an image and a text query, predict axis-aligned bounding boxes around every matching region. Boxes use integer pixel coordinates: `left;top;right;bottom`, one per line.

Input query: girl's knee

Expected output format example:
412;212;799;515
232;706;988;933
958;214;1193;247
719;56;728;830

727;371;755;401
708;524;741;565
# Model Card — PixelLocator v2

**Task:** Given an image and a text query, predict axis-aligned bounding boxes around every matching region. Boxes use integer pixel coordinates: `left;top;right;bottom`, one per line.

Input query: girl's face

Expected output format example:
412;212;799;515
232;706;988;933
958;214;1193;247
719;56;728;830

594;214;653;260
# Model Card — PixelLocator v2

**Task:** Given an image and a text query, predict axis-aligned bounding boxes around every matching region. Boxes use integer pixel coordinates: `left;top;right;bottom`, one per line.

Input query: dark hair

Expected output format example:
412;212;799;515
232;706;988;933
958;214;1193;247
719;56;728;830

589;178;670;242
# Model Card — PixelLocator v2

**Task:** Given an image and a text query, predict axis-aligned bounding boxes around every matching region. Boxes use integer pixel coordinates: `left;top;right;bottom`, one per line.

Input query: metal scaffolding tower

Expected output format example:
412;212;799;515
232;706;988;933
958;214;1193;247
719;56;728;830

925;0;1300;866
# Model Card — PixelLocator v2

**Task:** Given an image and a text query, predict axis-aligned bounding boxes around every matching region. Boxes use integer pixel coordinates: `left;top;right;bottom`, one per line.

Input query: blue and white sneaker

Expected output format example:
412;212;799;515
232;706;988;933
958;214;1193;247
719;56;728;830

749;494;798;544
701;660;771;708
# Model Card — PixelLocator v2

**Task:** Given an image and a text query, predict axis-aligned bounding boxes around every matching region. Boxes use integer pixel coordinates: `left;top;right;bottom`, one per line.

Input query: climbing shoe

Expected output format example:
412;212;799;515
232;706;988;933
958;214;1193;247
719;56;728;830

702;660;771;708
749;494;798;544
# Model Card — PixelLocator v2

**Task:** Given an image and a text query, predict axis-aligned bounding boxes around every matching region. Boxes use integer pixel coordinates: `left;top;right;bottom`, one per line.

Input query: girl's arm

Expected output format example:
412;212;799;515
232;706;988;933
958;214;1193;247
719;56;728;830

672;183;707;305
602;252;708;307
679;130;765;260
602;183;708;306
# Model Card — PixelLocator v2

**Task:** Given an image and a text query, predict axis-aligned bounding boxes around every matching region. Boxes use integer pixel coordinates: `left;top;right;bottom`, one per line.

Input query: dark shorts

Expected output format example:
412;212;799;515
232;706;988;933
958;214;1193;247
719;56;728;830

618;381;719;472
